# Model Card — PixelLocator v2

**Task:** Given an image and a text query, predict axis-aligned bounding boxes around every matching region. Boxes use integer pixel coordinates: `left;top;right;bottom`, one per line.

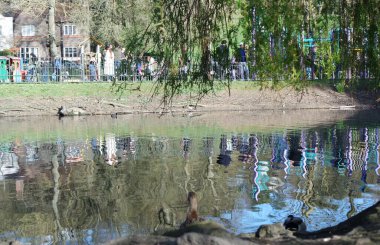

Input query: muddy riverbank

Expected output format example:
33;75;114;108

0;85;378;117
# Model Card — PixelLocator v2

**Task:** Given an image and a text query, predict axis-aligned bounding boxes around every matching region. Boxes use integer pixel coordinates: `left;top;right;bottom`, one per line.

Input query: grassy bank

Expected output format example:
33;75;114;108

0;82;127;98
0;81;371;143
0;81;263;98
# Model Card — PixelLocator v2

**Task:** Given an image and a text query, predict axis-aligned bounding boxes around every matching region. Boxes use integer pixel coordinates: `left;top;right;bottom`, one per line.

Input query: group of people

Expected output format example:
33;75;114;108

60;39;252;82
214;41;251;80
98;40;251;82
98;44;158;82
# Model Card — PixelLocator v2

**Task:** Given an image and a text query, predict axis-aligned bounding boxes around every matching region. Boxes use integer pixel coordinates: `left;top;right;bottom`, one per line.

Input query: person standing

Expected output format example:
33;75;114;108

89;57;97;81
216;40;229;80
104;44;115;81
146;55;156;80
236;42;249;80
54;57;62;82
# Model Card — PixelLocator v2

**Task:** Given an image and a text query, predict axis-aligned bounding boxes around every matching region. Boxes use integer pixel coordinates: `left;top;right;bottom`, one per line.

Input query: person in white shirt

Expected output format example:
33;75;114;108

104;44;115;81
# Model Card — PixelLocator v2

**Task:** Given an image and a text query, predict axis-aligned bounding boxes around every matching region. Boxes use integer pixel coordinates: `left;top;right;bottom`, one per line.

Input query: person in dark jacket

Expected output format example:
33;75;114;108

216;40;229;79
236;43;249;80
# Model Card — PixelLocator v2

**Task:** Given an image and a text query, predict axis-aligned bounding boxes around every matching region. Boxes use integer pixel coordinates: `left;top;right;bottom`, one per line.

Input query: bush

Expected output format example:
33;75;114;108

335;80;345;93
0;50;12;56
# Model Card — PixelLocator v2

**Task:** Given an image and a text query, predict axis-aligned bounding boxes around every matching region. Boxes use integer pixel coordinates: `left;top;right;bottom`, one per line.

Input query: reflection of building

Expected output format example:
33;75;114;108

25;144;39;163
0;14;13;51
64;143;84;163
115;136;137;161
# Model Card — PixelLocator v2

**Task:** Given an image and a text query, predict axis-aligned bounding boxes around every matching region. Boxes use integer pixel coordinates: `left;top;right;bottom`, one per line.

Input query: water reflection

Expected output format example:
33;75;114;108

217;135;232;167
0;119;379;243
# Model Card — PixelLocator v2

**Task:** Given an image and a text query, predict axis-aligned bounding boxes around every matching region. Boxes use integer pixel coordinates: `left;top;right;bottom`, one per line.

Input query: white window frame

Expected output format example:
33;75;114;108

64;47;78;58
21;25;36;37
63;24;77;36
19;47;38;60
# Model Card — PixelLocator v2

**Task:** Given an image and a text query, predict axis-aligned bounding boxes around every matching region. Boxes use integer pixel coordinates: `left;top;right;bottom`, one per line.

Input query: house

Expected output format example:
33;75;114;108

10;3;90;62
0;14;14;51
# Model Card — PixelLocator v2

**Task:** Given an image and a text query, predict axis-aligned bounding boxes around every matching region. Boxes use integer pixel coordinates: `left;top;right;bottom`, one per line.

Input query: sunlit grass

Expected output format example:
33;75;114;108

0;82;157;98
0;80;266;98
1;79;338;101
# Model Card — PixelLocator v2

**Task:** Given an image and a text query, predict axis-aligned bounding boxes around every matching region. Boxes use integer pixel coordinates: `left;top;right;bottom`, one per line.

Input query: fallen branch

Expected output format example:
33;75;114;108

101;101;131;108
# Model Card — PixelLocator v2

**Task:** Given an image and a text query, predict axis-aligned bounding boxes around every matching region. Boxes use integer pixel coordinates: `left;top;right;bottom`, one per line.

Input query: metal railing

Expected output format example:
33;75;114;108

0;57;373;84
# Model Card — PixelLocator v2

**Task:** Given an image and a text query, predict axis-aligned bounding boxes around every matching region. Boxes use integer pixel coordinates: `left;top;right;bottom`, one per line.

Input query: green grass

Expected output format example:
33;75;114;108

0;82;114;98
0;81;265;99
0;80;340;103
0;82;163;98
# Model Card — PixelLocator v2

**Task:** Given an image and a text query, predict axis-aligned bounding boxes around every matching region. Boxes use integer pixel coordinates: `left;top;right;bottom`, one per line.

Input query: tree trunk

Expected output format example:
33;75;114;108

48;0;57;59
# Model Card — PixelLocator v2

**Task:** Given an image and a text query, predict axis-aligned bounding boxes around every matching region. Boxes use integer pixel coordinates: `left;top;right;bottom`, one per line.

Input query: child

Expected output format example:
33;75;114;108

89;58;96;81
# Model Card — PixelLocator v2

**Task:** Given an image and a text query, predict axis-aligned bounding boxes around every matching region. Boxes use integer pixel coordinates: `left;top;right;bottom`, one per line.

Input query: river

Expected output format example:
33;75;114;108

0;110;379;244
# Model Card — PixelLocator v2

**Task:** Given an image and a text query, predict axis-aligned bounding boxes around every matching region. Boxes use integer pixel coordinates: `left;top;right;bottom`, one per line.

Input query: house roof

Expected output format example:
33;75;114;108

0;10;18;18
11;3;77;25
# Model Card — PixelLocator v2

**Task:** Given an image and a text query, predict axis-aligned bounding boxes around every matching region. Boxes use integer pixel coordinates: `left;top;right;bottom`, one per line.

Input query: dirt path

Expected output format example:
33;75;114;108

0;86;377;117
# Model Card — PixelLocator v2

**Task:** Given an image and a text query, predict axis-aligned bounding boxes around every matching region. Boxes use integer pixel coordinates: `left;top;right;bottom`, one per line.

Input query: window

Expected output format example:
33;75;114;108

19;47;38;60
64;47;78;57
64;25;77;35
21;25;36;36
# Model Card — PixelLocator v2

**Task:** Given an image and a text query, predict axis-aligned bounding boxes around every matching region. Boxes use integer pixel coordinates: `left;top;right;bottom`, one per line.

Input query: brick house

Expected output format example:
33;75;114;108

9;3;90;62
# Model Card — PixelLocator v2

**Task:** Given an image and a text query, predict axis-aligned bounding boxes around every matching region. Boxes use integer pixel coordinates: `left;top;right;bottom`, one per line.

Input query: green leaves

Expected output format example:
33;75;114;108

86;0;380;100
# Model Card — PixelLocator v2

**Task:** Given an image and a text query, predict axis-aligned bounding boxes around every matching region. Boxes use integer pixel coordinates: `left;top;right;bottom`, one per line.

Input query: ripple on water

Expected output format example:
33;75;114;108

0;113;379;242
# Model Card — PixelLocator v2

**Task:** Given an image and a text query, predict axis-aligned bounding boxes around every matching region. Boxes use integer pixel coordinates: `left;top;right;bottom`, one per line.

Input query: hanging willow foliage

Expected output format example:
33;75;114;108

110;0;379;101
149;0;236;106
241;0;380;90
110;0;236;106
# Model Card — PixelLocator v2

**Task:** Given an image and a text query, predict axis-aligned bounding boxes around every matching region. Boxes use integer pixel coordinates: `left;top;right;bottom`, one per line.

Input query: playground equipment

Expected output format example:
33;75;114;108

298;34;332;49
9;57;22;83
0;56;9;82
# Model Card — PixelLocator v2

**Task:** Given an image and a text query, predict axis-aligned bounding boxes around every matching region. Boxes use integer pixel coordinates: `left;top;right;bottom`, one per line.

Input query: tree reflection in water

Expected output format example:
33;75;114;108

0;124;379;243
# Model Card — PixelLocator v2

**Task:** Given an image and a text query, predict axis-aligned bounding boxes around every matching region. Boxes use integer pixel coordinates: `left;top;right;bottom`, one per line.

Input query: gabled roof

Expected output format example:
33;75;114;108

10;3;77;25
0;10;18;18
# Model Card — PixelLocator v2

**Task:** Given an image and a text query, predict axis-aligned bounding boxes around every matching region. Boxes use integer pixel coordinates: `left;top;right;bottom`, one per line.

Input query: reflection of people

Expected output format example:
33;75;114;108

182;138;191;160
105;133;117;165
287;133;304;167
217;134;232;167
248;134;258;163
104;44;115;81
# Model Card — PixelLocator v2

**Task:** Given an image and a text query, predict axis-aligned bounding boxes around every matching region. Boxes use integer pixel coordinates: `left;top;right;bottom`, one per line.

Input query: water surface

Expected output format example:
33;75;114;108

0;110;379;244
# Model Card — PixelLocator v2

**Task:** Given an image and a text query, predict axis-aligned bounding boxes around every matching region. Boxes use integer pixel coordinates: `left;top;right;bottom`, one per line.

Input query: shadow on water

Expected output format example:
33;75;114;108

0;109;379;244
